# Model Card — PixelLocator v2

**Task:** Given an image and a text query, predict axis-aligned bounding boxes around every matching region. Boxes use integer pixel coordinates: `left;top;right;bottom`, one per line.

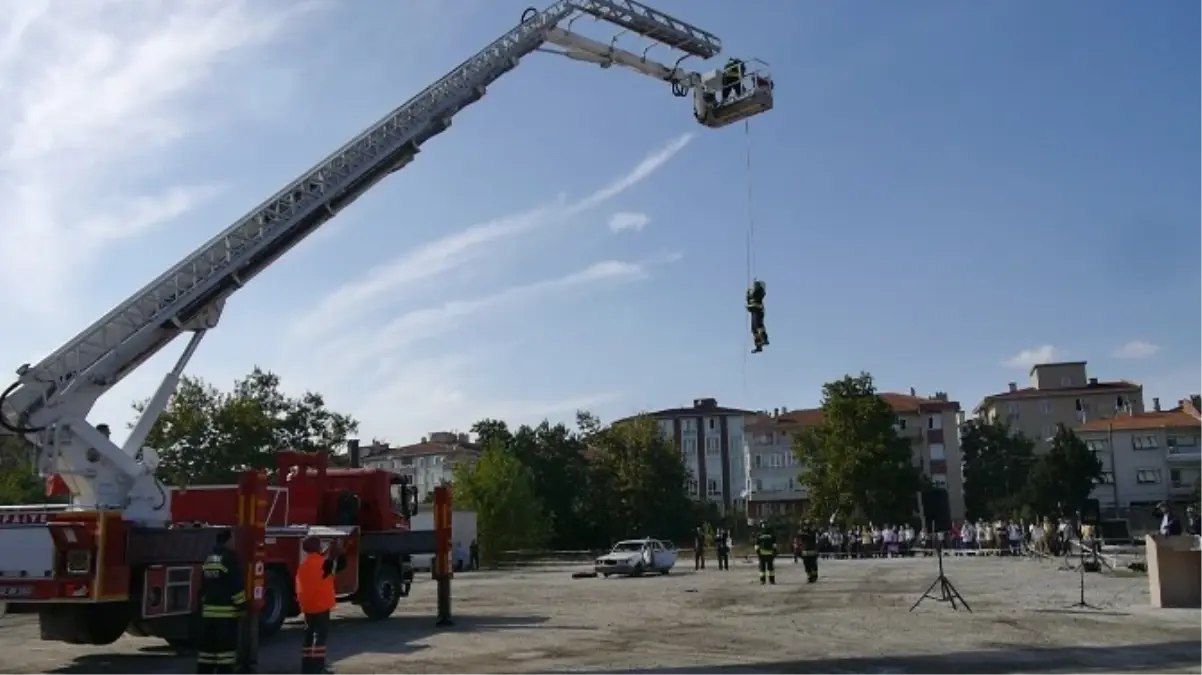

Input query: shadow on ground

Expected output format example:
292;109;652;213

49;614;551;674
546;639;1202;674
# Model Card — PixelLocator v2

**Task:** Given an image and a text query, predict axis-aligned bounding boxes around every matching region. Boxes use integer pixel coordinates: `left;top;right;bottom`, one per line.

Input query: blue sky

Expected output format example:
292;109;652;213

0;0;1197;445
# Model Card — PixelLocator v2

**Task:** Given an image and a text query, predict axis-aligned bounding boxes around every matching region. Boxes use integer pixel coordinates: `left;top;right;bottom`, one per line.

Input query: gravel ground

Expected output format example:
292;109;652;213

0;555;1197;674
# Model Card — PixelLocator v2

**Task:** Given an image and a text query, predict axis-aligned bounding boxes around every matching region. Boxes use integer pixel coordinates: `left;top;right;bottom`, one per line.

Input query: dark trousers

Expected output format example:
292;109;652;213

469;551;479;570
750;310;767;345
301;611;331;674
694;549;705;570
721;74;744;102
757;554;775;584
802;553;818;582
197;616;239;674
717;550;730;570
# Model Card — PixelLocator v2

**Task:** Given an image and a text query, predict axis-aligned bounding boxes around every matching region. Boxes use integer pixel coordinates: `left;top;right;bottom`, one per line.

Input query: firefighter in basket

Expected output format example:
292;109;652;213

747;279;769;353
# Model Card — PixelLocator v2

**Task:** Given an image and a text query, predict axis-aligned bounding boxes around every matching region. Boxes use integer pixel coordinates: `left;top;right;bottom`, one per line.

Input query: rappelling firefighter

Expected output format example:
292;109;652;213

797;519;820;583
755;520;777;585
296;536;346;674
747;279;768;353
197;529;246;674
721;57;746;103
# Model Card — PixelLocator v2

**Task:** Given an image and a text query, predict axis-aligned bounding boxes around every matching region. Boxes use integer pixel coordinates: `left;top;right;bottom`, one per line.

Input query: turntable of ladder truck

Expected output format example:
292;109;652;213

0;0;773;651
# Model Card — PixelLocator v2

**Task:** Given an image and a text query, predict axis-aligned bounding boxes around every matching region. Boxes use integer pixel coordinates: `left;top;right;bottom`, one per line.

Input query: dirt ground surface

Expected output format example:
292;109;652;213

0;555;1198;674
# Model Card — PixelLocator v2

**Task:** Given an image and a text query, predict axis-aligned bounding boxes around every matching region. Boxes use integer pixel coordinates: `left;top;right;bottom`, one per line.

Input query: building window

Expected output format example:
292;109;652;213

1006;402;1019;415
931;473;948;489
687;478;699;496
896;418;907;430
1041;401;1053;415
683;437;697;456
769;453;782;468
1085;439;1109;452
1167;435;1199;453
752;453;762;468
705;436;720;454
1132;435;1159;450
1060;376;1072;387
927;414;942;430
707;478;721;496
682;418;697;433
929;443;946;461
1135;469;1162;484
1115;395;1129;411
1097;471;1114;485
1170;469;1183;487
753;478;763;492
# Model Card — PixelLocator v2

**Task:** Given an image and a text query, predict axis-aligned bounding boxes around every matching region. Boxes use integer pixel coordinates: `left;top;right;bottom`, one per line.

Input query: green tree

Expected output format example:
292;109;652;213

793;372;925;524
960;419;1035;520
1021;424;1102;518
587;415;695;543
452;441;546;563
0;434;44;505
139;367;357;485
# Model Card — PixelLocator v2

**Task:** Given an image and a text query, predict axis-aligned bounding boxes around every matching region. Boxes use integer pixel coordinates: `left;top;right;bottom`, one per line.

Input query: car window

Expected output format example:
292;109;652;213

612;542;644;553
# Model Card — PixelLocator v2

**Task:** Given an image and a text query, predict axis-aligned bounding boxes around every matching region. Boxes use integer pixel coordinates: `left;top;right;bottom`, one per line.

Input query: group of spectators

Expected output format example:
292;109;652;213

799;519;1067;559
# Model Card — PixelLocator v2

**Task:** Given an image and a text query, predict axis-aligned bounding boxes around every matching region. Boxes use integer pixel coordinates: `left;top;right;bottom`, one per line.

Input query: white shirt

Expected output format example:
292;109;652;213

1160;514;1173;535
961;524;975;542
883;528;897;544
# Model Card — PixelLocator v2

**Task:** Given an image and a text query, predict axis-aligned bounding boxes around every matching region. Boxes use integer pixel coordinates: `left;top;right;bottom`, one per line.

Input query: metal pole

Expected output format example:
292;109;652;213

433;485;454;627
237;470;268;674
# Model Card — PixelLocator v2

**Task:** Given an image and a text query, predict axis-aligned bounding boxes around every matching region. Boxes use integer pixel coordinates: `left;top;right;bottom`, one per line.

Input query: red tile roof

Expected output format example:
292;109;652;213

1077;410;1201;433
744;392;960;432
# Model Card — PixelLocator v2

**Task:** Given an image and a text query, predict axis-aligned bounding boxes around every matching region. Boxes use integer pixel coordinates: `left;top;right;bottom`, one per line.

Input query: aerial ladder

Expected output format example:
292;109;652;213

0;0;774;526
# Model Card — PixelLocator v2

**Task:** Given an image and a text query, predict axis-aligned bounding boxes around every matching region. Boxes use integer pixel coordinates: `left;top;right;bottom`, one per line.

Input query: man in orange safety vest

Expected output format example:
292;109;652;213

295;536;345;674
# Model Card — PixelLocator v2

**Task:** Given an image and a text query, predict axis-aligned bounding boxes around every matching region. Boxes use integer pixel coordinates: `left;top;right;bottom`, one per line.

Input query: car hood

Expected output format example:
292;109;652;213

598;552;643;562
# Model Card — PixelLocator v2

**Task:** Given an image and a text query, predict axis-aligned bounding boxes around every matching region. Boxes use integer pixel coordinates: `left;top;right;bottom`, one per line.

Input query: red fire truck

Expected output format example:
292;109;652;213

0;447;431;646
0;0;771;649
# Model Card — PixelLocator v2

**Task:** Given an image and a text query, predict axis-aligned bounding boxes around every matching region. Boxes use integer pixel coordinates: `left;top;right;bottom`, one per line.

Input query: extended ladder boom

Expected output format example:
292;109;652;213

0;0;769;524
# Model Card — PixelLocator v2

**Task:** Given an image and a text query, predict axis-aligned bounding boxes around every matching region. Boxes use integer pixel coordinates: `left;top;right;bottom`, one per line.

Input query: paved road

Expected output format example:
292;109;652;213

0;555;1197;673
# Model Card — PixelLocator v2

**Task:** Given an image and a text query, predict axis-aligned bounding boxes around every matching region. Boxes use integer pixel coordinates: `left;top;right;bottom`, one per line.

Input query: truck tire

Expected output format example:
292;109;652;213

359;565;401;621
259;568;290;638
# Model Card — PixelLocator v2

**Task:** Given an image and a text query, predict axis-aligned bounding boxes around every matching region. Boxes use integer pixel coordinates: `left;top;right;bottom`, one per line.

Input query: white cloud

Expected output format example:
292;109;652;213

0;0;315;316
301;254;680;379
290;132;694;342
1002;345;1061;370
1111;340;1162;360
608;212;650;233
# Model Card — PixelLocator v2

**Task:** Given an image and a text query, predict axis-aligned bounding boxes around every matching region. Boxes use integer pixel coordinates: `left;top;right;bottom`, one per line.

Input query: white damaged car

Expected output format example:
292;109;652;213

594;538;677;577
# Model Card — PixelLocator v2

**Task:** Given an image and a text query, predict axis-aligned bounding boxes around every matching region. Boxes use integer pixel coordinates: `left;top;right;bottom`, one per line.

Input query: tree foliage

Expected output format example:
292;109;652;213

0;434;44;505
139;368;358;485
1021;424;1102;518
463;411;697;552
452;440;546;562
960;419;1036;520
793;372;925;524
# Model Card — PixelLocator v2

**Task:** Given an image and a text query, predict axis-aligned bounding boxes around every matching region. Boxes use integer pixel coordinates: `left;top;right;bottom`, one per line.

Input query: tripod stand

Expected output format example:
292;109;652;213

909;543;971;612
1065;542;1102;611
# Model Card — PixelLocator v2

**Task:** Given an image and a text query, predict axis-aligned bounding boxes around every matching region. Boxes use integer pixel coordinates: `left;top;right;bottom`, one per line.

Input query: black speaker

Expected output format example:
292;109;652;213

1081;498;1101;526
921;488;952;532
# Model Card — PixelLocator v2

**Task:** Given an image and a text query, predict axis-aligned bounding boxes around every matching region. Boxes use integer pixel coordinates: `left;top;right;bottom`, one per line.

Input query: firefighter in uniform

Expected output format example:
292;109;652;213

798;520;820;583
296;536;346;674
747;280;769;353
198;529;246;674
721;57;745;103
755;520;777;585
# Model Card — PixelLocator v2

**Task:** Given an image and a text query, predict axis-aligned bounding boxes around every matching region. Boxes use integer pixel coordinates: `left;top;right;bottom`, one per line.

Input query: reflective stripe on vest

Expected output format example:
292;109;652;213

295;553;336;614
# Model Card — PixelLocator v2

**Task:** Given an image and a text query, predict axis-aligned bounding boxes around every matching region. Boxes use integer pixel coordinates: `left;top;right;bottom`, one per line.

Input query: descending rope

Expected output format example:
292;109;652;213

743;119;757;286
741;118;757;392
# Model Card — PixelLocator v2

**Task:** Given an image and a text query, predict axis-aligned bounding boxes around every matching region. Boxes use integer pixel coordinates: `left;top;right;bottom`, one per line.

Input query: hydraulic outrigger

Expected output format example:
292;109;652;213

0;0;774;649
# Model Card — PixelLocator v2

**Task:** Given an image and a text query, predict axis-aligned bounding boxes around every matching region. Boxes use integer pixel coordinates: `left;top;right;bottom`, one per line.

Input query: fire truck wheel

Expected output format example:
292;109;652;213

360;564;402;621
258;568;290;638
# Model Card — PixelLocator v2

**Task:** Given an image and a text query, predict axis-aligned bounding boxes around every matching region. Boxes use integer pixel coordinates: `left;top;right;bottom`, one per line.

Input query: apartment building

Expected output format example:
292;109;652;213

359;431;481;502
1077;397;1201;511
975;361;1144;452
742;390;966;522
641;397;754;512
